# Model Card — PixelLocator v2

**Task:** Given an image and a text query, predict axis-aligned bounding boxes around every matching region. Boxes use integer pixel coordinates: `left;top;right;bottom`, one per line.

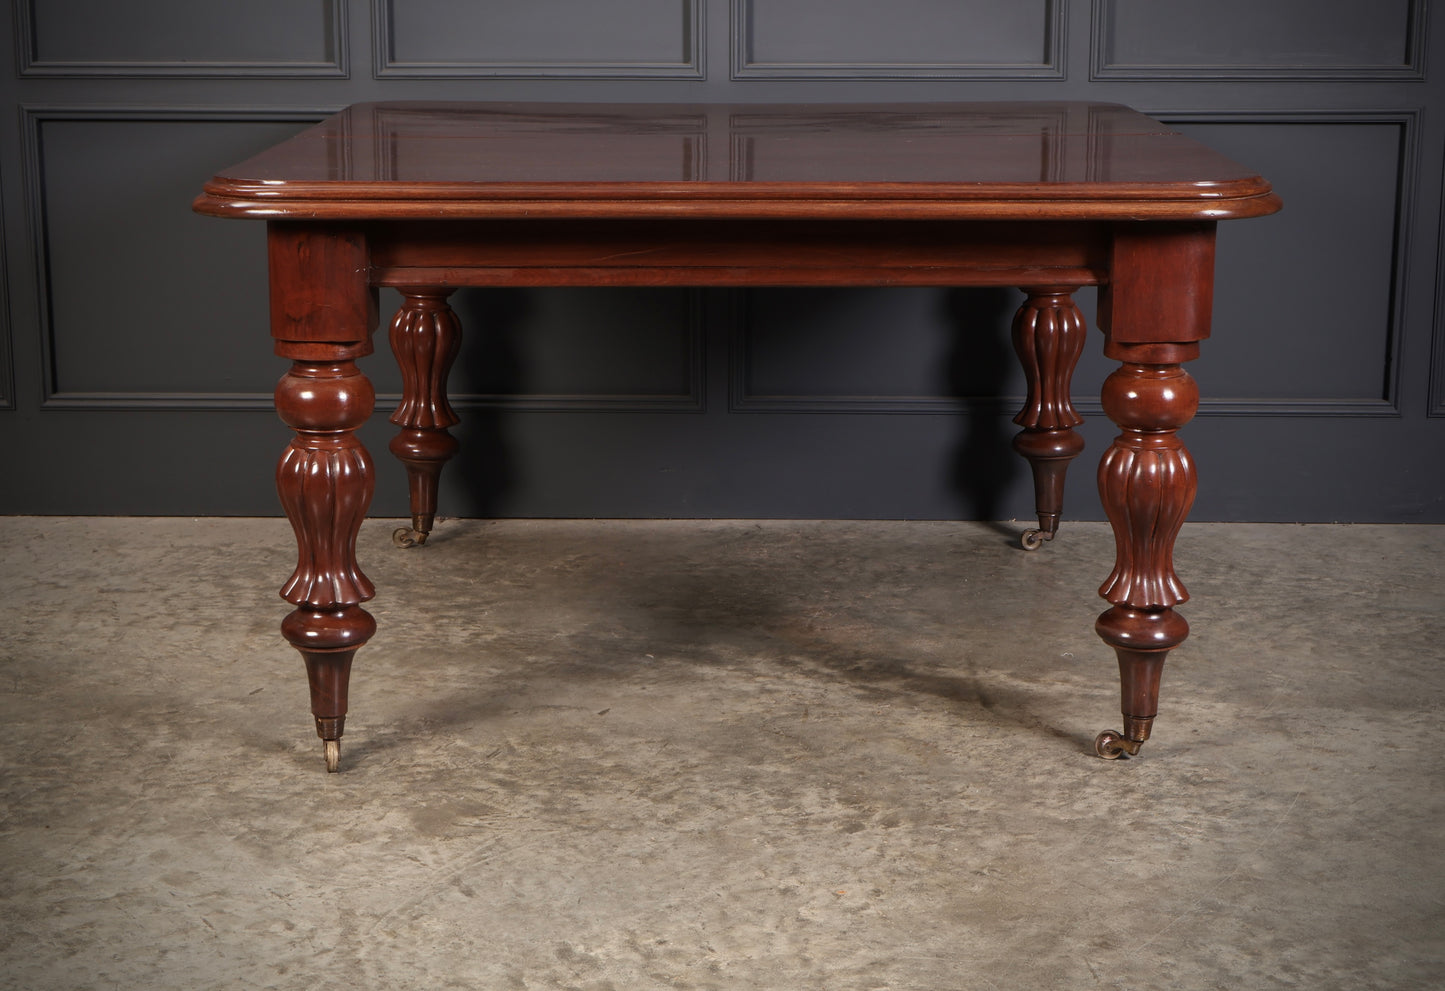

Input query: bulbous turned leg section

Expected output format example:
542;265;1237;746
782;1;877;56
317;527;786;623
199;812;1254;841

1093;352;1199;758
275;350;377;772
389;288;462;548
1011;287;1086;550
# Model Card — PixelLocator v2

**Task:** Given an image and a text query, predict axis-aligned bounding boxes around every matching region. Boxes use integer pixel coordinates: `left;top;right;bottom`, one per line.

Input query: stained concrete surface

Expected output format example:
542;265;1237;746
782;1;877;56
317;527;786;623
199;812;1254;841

0;517;1441;991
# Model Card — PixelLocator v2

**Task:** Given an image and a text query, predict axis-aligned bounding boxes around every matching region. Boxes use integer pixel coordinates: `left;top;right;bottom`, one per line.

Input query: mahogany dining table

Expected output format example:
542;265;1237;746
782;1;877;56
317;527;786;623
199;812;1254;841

194;102;1281;772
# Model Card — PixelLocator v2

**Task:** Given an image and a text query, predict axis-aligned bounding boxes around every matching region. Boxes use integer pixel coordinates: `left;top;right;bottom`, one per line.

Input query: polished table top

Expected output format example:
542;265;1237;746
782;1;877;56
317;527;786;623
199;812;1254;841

194;102;1280;222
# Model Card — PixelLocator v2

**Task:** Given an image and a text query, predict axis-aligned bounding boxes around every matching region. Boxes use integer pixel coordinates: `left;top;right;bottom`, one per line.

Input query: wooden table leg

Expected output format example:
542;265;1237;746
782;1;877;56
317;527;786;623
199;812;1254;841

1011;287;1086;550
1092;343;1199;758
274;343;377;772
387;288;462;548
267;223;379;772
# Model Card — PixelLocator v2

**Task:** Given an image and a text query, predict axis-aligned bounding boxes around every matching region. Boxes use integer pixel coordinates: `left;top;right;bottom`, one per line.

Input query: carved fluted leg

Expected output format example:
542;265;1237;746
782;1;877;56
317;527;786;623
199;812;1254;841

388;288;462;548
1011;287;1086;550
274;348;377;772
1093;348;1199;758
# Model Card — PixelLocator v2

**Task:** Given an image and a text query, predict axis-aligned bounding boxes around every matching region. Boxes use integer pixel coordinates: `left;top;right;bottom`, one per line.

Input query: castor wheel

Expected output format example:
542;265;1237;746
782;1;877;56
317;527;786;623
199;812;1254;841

1020;528;1048;551
324;739;341;773
392;526;428;548
1094;729;1142;760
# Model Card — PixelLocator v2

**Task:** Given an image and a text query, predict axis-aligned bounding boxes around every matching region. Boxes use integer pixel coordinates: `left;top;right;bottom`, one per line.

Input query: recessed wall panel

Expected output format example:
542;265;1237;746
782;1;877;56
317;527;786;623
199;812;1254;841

0;234;11;410
1165;117;1407;408
1096;0;1421;78
21;0;343;75
736;0;1061;77
372;287;703;411
1432;189;1445;417
736;287;1020;411
30;114;322;405
379;0;701;77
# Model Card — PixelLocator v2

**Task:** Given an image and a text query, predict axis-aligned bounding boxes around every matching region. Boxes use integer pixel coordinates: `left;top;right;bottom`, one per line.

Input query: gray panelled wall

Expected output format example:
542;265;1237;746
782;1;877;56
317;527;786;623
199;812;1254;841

0;0;1442;521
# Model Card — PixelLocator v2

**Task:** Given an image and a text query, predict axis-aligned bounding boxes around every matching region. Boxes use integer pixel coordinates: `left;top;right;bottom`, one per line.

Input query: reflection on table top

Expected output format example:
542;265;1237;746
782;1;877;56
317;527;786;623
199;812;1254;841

195;102;1281;222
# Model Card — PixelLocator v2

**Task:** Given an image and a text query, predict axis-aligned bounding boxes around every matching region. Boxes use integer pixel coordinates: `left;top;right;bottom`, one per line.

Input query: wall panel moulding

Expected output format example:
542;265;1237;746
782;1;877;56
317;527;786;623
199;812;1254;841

17;0;348;77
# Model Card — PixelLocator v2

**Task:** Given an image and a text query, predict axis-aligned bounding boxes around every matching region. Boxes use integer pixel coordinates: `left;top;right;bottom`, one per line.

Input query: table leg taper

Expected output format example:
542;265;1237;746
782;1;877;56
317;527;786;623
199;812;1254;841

274;346;377;771
388;288;462;548
1093;347;1199;758
1011;287;1086;550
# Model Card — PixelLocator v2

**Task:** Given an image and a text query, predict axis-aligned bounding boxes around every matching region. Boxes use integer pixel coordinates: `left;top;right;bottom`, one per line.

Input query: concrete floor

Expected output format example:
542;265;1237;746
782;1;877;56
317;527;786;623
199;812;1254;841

0;517;1441;991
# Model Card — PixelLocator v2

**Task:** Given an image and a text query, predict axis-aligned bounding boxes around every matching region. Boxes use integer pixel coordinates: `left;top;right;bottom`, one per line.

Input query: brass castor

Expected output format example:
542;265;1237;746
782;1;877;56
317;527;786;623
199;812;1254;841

392;526;428;548
324;739;341;773
1094;729;1143;760
1020;528;1052;551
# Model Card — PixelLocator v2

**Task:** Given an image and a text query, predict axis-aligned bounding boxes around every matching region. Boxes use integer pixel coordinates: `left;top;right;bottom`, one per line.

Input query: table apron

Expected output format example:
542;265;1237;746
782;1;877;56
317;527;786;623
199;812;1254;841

366;219;1109;289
